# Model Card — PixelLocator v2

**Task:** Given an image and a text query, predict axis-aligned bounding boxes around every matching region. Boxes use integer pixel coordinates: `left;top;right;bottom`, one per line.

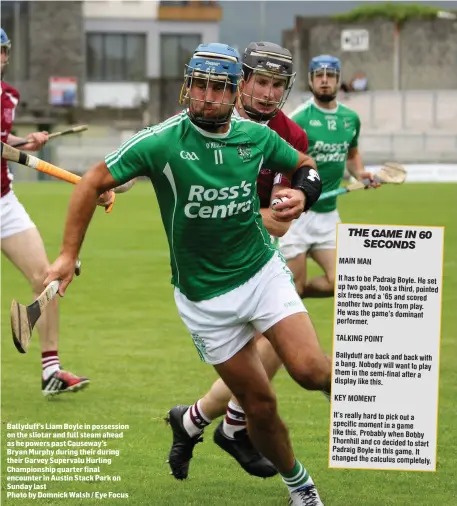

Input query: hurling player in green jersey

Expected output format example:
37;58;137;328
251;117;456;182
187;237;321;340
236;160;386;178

280;55;378;299
45;43;328;506
166;42;315;483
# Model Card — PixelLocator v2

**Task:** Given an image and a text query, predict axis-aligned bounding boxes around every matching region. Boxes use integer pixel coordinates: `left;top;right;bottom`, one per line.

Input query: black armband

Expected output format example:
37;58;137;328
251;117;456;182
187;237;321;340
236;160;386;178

292;165;322;211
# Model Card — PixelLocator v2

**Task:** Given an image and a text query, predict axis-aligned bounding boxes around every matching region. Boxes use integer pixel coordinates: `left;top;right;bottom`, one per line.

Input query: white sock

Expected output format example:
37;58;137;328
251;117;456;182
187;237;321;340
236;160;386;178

183;400;212;437
222;400;246;439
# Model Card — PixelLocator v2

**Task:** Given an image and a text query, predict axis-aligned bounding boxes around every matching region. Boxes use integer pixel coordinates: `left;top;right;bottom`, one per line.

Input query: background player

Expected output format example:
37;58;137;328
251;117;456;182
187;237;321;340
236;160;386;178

44;43;328;506
280;55;378;298
166;41;314;481
1;28;89;396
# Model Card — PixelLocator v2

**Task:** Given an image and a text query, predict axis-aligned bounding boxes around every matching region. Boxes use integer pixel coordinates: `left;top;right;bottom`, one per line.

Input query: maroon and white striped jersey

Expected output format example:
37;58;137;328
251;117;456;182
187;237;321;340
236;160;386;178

255;109;309;207
1;81;20;197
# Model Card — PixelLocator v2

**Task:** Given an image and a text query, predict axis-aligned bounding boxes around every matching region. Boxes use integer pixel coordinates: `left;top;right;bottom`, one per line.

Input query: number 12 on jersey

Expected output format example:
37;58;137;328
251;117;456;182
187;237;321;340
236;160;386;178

214;149;224;165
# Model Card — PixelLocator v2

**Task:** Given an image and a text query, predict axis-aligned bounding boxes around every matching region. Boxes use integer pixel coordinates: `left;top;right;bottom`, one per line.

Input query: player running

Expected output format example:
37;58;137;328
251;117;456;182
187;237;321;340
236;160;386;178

44;43;328;506
280;55;378;298
165;41;315;481
1;28;89;396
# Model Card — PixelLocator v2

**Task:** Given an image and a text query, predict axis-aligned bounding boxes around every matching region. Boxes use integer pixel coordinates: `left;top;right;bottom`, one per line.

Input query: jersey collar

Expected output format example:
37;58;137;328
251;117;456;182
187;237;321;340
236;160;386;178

311;98;339;114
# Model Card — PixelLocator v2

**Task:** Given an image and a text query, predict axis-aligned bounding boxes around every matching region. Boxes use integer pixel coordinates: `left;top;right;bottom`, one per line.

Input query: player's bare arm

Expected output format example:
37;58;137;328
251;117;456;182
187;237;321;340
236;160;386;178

96;177;137;208
44;161;119;296
7;131;49;152
347;147;380;188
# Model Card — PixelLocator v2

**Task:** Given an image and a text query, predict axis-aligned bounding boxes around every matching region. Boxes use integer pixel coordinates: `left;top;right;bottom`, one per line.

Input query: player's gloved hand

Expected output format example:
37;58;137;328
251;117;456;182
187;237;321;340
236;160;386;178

358;171;381;189
20;131;49;151
271;188;305;222
44;253;78;297
96;190;115;208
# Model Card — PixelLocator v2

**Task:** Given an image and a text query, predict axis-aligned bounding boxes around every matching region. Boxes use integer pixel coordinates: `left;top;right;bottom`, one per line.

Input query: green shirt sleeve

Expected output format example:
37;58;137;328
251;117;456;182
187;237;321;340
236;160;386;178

350;114;361;149
262;127;299;175
105;128;164;184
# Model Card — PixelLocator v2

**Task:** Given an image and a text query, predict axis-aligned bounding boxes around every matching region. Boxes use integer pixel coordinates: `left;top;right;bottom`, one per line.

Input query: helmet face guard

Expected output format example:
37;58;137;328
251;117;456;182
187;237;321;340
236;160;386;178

308;55;341;103
241;41;296;121
180;43;242;129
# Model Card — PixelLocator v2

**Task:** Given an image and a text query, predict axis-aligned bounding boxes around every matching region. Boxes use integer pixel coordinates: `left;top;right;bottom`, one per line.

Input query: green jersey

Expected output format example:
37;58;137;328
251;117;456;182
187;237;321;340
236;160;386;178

106;111;299;301
290;99;360;213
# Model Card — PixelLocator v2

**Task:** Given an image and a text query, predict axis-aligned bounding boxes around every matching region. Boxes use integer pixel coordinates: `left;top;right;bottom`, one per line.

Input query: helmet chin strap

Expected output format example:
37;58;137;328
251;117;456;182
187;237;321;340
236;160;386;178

241;101;278;122
187;101;236;130
240;82;282;122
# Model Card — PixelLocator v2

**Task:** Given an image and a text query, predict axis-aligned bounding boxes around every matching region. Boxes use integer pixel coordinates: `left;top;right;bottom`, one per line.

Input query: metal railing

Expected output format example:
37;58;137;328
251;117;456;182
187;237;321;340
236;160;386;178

8;132;456;184
8;94;457;183
284;90;457;133
361;132;457;164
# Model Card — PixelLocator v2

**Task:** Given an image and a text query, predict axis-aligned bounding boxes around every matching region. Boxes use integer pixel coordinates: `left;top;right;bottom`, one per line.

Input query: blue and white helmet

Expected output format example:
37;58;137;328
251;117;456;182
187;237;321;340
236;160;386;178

309;55;341;76
1;28;11;53
181;42;242;128
1;28;11;74
308;55;341;101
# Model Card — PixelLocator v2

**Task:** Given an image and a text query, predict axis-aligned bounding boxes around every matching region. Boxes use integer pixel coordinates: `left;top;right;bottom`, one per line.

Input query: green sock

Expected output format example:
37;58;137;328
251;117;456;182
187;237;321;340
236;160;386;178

281;459;313;490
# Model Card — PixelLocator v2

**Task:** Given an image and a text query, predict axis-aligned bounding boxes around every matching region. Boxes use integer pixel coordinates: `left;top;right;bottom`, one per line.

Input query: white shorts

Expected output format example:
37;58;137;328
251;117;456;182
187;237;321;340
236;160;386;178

174;252;307;365
279;210;340;260
1;191;35;240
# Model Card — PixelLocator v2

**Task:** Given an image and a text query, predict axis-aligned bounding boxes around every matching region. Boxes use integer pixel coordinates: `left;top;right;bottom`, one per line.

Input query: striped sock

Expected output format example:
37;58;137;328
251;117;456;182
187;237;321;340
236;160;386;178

281;459;313;492
42;351;60;380
183;400;212;437
222;400;246;439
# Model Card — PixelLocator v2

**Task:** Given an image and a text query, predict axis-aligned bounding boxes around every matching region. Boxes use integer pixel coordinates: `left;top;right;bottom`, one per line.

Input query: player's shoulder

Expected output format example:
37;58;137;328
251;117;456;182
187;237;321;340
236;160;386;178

269;109;291;130
231;115;267;130
337;102;360;121
288;99;314;120
114;111;188;156
142;110;188;139
1;81;20;101
231;115;270;137
151;110;188;132
269;110;307;148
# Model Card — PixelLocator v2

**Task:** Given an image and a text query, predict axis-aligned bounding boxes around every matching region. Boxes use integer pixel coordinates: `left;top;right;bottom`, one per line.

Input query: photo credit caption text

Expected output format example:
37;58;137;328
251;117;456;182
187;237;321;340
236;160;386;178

5;422;130;500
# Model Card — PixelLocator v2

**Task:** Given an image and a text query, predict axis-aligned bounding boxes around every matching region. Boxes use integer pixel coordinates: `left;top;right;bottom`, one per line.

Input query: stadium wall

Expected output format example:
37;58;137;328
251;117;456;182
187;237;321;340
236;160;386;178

283;17;457;92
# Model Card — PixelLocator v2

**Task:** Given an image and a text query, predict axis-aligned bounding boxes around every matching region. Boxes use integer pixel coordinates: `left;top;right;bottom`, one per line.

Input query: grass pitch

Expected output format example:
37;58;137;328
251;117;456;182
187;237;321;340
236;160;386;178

1;182;456;505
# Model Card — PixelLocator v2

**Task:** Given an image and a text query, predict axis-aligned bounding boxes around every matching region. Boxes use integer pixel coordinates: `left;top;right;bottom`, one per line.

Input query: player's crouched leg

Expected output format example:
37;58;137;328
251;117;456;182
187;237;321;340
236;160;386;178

253;253;332;394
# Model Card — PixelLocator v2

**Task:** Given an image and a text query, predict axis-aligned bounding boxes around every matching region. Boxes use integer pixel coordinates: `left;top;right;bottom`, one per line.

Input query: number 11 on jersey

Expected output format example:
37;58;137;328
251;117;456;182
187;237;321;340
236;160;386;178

214;149;224;165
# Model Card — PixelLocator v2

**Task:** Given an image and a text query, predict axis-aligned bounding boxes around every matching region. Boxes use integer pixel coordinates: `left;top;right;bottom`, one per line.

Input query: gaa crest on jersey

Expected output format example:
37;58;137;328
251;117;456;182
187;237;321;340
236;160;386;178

237;143;252;162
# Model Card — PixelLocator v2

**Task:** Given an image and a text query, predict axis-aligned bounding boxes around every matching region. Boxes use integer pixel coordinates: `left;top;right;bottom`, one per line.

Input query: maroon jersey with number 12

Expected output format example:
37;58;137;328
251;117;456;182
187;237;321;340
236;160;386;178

256;109;309;207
